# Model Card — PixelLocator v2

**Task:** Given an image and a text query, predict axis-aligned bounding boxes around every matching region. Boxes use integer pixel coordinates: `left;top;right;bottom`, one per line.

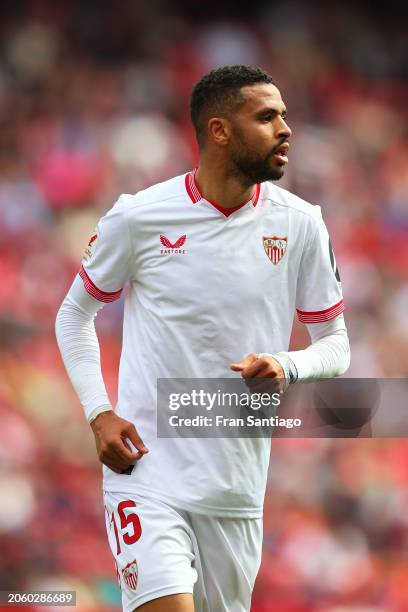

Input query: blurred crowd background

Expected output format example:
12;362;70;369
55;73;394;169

0;0;407;610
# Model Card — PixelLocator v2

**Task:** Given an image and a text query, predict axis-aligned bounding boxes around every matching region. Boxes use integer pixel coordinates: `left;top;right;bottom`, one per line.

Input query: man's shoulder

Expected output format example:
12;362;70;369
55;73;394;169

263;182;321;221
117;173;187;213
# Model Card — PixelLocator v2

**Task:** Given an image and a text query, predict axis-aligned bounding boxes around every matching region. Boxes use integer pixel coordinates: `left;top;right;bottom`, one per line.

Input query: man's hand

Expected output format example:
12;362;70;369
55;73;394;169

90;411;149;473
230;353;286;393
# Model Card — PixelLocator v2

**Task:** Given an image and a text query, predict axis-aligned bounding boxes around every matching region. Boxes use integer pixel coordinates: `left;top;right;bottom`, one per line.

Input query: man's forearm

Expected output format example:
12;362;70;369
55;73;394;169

271;315;350;382
55;276;113;422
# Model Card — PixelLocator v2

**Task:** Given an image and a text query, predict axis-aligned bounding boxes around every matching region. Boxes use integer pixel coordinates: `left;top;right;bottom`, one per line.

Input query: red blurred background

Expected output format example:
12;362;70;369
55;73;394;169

1;1;407;610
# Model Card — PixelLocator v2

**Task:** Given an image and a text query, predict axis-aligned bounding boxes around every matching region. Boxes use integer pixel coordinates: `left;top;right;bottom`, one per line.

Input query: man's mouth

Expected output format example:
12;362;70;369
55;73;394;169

273;142;289;164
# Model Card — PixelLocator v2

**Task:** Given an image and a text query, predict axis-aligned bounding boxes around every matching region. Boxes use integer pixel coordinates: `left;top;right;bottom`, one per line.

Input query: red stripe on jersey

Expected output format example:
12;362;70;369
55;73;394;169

79;266;123;303
203;196;252;218
251;183;261;207
191;169;202;202
185;172;201;204
185;170;260;215
296;299;344;323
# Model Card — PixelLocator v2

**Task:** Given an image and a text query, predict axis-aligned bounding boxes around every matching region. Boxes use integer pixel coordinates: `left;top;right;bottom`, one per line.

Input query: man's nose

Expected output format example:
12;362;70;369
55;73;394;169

276;117;292;139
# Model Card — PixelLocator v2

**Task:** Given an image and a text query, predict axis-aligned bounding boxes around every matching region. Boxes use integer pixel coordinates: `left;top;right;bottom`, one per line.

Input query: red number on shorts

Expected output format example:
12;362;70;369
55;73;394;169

117;500;142;545
110;511;121;555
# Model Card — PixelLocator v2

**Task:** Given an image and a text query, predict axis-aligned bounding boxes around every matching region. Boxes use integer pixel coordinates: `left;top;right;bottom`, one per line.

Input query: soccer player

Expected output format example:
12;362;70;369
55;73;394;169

56;65;350;611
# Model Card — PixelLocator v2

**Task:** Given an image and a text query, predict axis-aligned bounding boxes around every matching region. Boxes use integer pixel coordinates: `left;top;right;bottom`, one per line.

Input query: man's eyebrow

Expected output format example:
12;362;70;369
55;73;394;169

256;106;287;116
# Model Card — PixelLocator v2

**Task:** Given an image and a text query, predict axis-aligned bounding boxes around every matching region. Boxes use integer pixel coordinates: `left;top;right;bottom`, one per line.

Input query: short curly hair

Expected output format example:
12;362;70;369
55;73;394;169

190;65;275;147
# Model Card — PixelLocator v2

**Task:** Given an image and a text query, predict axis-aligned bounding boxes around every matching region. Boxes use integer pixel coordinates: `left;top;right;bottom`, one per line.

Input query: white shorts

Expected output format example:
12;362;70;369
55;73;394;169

104;491;263;611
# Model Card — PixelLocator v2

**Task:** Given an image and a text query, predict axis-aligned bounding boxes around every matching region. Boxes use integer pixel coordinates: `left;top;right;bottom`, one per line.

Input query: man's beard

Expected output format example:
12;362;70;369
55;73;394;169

229;133;286;185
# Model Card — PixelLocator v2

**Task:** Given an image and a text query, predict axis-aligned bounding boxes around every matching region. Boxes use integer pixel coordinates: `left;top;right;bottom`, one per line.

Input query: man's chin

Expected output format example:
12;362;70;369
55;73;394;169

258;167;285;183
270;168;285;181
233;158;286;184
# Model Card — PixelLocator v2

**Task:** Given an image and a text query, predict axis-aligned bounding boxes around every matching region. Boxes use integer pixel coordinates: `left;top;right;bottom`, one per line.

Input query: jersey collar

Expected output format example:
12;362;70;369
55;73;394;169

185;169;260;218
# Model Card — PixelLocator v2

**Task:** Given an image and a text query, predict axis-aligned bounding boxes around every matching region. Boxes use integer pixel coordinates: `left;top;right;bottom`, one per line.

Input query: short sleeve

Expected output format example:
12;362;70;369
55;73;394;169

296;206;344;323
79;195;133;303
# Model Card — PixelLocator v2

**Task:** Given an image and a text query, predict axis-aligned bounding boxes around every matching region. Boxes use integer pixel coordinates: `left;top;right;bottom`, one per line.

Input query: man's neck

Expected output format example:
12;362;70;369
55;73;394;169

195;157;256;209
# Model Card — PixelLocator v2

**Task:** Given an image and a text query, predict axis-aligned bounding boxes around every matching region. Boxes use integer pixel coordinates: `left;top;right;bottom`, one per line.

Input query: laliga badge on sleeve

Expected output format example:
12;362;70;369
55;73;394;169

84;228;99;262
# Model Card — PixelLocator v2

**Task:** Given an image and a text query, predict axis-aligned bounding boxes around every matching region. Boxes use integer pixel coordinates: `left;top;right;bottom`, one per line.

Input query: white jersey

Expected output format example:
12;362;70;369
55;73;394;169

80;170;344;517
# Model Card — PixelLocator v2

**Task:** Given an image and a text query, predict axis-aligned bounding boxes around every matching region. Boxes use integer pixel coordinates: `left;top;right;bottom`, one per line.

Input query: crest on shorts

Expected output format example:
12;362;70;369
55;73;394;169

263;236;287;265
84;228;99;261
121;559;138;590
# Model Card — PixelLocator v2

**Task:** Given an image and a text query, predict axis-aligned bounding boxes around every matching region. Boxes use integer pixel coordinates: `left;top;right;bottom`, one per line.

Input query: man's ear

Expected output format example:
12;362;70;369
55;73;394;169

207;117;231;146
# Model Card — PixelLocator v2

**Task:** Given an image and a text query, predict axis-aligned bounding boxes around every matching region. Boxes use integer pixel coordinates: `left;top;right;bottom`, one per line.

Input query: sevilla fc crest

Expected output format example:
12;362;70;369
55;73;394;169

263;236;287;265
121;559;138;590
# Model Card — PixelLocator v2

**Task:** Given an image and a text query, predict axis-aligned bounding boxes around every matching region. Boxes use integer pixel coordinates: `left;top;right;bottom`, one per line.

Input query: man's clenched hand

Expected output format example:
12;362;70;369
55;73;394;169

230;353;286;393
90;411;149;473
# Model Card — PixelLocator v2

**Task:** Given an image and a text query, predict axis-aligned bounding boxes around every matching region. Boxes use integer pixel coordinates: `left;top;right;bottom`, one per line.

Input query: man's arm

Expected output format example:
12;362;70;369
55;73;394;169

230;203;350;386
272;313;350;382
55;275;148;473
230;314;350;386
56;275;112;421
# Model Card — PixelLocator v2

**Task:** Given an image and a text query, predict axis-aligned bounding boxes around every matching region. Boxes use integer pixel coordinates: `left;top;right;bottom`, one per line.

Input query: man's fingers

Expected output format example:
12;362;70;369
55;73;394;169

109;438;146;466
121;437;146;462
230;353;259;372
104;426;149;466
239;356;284;380
230;364;244;372
125;424;149;455
92;413;149;471
98;439;135;468
241;359;268;379
100;448;130;472
119;437;140;461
